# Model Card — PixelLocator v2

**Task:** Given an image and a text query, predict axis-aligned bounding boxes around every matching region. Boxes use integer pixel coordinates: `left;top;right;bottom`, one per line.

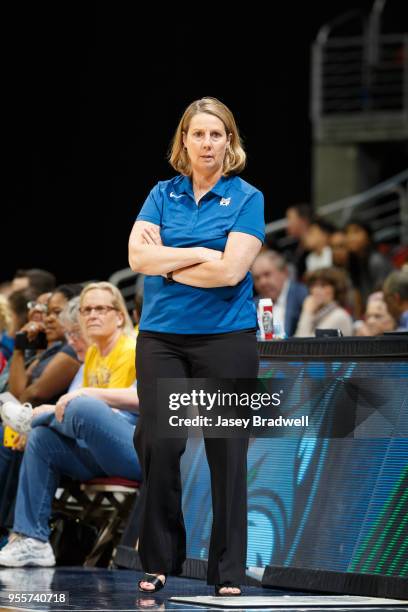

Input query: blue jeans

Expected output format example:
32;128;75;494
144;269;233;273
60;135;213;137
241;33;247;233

13;397;141;541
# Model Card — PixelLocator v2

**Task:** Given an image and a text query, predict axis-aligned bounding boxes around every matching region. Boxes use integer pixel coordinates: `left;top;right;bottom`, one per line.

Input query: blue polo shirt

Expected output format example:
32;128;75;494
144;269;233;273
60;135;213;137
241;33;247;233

136;174;265;334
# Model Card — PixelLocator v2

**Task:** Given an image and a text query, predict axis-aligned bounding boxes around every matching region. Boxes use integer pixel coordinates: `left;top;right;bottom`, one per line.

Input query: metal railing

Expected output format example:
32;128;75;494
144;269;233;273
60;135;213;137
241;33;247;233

311;2;408;140
265;168;408;248
312;34;407;117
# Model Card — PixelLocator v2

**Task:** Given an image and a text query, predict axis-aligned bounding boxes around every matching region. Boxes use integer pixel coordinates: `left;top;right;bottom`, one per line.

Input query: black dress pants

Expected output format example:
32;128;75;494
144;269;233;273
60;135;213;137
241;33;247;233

133;329;259;585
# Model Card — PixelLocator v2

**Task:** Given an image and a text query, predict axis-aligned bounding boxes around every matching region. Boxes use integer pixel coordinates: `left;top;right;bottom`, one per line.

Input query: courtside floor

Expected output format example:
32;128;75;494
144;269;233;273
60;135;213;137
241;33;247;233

0;568;406;611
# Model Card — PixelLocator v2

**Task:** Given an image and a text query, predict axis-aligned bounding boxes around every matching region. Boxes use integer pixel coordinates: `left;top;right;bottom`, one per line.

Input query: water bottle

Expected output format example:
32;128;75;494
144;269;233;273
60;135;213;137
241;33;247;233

258;298;274;340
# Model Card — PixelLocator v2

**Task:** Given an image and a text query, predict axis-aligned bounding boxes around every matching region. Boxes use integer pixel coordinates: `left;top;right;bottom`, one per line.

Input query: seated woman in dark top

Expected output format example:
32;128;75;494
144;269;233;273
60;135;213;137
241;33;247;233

7;285;82;405
345;220;393;316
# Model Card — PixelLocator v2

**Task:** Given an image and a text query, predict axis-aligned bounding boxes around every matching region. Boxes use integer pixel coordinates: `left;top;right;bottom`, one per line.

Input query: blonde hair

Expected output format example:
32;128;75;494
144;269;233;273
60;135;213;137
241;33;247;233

0;295;12;334
80;282;135;337
169;97;246;176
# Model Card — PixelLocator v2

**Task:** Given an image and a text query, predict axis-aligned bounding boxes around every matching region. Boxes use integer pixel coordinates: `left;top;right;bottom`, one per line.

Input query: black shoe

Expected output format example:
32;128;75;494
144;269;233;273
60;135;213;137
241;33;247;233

138;573;167;593
215;583;241;596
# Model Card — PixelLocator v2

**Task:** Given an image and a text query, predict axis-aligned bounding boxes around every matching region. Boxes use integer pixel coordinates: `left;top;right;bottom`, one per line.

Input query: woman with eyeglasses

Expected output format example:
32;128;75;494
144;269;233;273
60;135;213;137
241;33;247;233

0;282;142;568
7;285;82;406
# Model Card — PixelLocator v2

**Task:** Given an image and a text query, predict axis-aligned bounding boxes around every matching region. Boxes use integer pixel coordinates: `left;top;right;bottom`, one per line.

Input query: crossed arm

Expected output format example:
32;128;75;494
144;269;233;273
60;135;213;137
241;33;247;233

128;221;262;288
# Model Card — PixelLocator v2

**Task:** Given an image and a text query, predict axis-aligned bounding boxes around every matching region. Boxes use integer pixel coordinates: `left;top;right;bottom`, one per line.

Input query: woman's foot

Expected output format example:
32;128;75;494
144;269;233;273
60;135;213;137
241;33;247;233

215;583;241;596
138;573;167;593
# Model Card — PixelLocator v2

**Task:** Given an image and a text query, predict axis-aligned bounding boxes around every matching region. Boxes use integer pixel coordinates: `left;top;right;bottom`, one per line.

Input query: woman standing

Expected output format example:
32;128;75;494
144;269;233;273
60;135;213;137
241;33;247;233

128;98;264;596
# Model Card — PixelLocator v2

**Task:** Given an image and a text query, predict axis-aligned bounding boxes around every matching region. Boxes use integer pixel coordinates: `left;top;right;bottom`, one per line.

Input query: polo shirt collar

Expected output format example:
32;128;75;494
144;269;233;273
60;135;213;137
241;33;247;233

175;174;229;198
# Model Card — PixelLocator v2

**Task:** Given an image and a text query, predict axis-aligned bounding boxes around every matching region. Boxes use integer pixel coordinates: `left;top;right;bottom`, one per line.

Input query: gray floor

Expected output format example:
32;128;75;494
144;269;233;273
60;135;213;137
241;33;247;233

0;567;406;611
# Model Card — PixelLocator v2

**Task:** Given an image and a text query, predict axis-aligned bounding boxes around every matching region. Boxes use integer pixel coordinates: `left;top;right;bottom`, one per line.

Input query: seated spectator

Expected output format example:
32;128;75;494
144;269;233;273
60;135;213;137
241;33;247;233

285;203;314;280
0;282;141;567
0;291;60;396
0;289;38;393
304;218;335;272
383;269;408;331
251;251;307;337
295;268;353;337
10;269;56;296
354;292;396;336
58;297;88;391
0;297;13;371
329;230;360;315
0;298;87;516
0;286;82;508
330;230;349;269
6;289;38;341
7;285;82;405
345;219;393;315
19;293;53;364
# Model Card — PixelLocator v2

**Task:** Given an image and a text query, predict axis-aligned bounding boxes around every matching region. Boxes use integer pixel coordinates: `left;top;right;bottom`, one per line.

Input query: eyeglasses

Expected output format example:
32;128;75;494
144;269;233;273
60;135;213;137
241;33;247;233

79;305;118;317
27;301;48;313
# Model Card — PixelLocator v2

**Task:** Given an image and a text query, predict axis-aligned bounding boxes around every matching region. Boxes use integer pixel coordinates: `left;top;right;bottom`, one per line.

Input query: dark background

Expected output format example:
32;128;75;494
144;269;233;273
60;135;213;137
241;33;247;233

3;2;406;283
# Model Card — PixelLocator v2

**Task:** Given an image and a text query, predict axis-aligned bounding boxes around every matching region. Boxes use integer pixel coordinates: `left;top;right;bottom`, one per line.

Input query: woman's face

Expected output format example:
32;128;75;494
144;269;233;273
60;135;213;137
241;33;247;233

346;224;370;253
183;113;230;176
44;292;68;343
330;231;348;267
79;289;124;343
310;281;335;306
365;300;395;336
304;225;329;252
64;322;88;362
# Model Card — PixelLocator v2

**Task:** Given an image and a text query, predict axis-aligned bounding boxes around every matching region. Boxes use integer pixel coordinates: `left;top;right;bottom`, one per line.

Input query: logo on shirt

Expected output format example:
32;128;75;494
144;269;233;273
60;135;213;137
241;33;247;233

88;366;111;387
170;191;183;199
219;197;231;206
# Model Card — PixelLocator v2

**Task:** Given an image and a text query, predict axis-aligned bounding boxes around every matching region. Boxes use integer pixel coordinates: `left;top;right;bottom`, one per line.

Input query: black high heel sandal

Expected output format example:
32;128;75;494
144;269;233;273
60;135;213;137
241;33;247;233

138;573;167;593
215;583;242;596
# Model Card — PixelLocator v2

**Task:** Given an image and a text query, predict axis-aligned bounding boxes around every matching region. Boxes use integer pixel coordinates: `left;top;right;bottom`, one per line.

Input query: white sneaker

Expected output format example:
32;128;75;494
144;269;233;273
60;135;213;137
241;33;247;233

0;535;55;567
0;400;32;434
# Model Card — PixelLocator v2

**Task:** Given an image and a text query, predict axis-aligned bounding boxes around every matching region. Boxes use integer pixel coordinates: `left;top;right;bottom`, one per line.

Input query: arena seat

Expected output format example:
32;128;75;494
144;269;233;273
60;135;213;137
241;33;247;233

51;476;141;567
79;477;141;567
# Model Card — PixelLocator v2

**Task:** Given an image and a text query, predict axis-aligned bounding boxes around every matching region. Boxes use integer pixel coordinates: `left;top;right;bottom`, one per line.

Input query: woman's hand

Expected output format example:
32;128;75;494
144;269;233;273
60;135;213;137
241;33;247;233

163;248;222;279
302;295;321;315
32;405;55;419
129;220;223;276
141;226;163;246
140;227;224;270
55;389;84;422
19;321;46;343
